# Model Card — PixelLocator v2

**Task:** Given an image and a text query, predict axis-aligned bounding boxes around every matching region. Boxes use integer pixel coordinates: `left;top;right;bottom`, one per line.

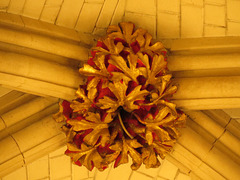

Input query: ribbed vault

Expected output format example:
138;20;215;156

0;3;240;179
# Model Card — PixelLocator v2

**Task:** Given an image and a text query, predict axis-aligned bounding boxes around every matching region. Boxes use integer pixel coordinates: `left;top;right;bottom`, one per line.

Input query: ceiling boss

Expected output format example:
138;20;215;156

53;22;186;171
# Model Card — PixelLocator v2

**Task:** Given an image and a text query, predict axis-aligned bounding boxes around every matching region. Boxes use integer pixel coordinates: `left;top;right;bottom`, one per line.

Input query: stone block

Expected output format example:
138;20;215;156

181;5;203;37
166;156;190;174
22;0;45;19
75;3;103;33
2;167;26;180
56;0;84;28
158;160;178;180
93;27;107;36
205;0;225;5
124;12;156;38
27;156;49;180
72;163;88;180
182;0;203;6
205;5;225;26
0;0;10;12
137;159;163;177
85;0;104;2
227;21;240;36
7;0;25;14
157;177;167;180
107;161;132;180
40;0;63;24
175;173;191;180
50;155;71;180
130;172;152;180
88;168;96;178
96;0;118;28
95;164;112;179
126;0;156;15
49;146;67;158
157;12;180;38
205;25;225;37
110;0;126;25
157;0;180;13
60;177;71;180
227;0;240;22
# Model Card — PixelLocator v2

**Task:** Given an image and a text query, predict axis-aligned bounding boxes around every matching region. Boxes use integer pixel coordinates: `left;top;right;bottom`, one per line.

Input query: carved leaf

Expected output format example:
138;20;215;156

70;87;94;113
107;22;148;46
144;106;178;145
53;100;72;122
109;55;140;82
141;33;166;55
138;53;167;87
79;55;110;83
66;143;106;171
98;81;149;112
68;112;112;146
142;146;161;168
110;138;143;170
52;101;66;123
152;140;176;159
93;38;124;55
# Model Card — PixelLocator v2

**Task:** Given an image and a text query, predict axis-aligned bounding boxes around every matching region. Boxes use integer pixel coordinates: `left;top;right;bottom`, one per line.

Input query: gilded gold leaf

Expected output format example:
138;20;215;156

145;107;177;126
124;85;149;112
68;112;112;146
110;138;143;170
55;21;186;172
146;125;171;145
107;24;122;37
67;143;106;171
109;55;140;82
175;113;187;128
102;151;121;165
137;53;167;87
79;55;110;87
140;33;165;56
62;126;76;142
164;126;180;139
152;140;175;159
79;64;107;77
53;101;66;123
93;38;124;55
107;22;148;48
142;146;161;168
110;72;131;84
70;88;93;113
98;81;148;112
109;120;123;144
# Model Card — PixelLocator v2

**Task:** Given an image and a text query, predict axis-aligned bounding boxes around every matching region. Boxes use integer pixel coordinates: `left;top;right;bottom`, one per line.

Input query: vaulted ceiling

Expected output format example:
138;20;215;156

0;0;240;180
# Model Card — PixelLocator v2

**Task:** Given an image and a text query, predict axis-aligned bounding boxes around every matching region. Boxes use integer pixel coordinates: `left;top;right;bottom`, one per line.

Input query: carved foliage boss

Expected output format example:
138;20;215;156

54;22;186;171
